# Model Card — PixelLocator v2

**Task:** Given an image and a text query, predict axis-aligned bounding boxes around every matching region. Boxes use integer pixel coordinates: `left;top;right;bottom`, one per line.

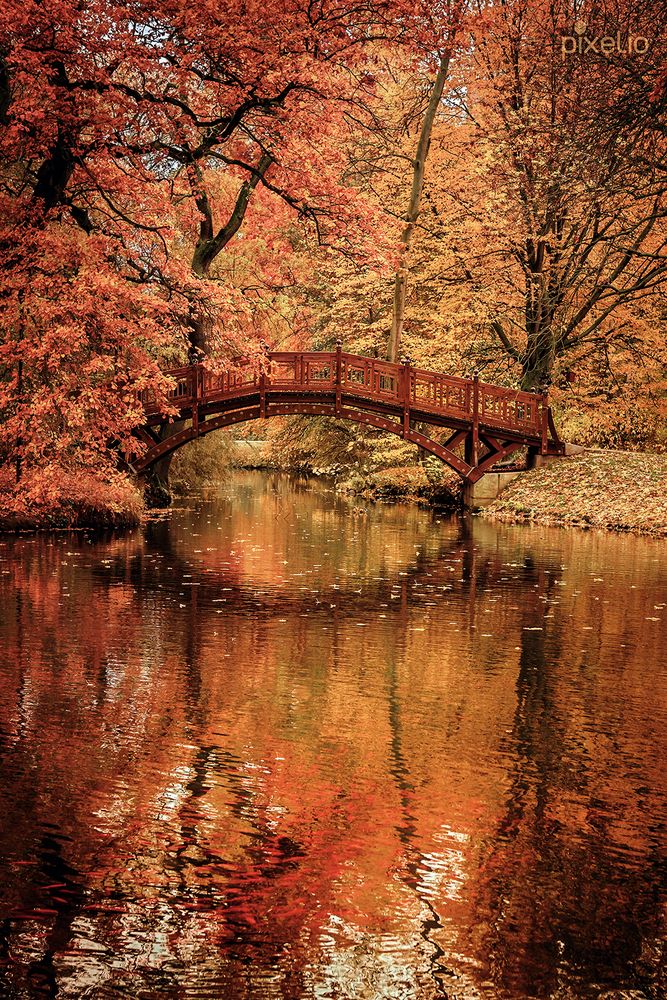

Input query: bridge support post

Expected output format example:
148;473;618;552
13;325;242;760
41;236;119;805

540;392;549;453
259;371;267;418
465;374;480;467
335;339;342;416
401;356;411;437
192;364;201;436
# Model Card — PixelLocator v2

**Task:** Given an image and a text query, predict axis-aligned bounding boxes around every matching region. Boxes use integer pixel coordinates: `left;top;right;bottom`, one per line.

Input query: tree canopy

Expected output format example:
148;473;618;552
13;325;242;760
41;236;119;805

0;0;665;509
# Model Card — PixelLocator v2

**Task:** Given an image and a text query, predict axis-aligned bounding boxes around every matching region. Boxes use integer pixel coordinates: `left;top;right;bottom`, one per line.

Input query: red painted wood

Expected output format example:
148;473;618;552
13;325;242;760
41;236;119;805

134;350;563;480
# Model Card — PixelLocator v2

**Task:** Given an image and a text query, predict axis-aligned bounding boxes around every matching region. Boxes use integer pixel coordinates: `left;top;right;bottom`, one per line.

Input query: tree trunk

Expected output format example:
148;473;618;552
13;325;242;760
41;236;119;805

15;358;23;482
143;449;175;508
388;53;451;363
144;154;274;503
520;326;556;391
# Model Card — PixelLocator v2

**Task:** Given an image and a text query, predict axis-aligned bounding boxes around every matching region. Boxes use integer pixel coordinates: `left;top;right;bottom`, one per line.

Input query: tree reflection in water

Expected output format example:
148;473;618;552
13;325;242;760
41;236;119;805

0;471;665;998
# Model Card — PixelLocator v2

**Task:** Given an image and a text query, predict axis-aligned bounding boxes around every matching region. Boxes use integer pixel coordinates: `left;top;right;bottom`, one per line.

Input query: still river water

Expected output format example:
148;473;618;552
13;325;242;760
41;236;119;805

0;471;665;1000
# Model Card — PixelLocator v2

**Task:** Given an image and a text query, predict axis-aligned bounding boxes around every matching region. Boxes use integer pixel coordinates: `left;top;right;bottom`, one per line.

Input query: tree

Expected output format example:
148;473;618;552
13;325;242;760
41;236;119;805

269;1;666;459
0;1;187;495
388;52;454;362
440;0;667;390
0;0;427;504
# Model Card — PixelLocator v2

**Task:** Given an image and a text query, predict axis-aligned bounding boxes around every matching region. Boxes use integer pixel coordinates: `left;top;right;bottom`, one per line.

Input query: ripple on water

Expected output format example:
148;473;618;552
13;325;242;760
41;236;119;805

0;471;665;999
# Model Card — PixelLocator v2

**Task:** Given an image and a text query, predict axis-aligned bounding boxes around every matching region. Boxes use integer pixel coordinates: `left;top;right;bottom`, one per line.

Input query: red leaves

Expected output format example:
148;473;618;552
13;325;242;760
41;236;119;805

0;0;463;501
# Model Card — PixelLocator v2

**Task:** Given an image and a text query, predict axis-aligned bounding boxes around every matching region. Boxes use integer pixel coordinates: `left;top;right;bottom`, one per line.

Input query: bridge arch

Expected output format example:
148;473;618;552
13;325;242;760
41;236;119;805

134;403;478;479
132;350;562;483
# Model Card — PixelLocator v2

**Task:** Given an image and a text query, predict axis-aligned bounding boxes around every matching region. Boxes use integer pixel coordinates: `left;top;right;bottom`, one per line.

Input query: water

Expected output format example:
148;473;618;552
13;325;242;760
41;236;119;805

0;470;665;999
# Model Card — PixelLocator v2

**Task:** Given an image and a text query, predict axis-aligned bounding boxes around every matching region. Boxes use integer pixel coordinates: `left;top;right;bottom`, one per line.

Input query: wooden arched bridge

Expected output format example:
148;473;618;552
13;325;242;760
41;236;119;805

133;345;563;483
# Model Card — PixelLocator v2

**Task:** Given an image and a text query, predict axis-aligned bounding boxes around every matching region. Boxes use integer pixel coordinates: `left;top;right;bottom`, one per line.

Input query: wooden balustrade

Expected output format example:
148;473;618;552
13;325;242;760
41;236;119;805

140;351;550;440
136;349;561;479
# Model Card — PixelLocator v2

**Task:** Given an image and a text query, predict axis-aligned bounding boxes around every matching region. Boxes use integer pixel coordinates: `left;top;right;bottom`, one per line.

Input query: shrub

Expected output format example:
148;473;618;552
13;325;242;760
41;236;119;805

0;465;144;529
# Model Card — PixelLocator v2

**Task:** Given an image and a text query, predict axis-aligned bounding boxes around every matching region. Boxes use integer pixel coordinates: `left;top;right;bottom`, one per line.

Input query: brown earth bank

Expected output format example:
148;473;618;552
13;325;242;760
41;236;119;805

482;450;667;537
0;507;142;532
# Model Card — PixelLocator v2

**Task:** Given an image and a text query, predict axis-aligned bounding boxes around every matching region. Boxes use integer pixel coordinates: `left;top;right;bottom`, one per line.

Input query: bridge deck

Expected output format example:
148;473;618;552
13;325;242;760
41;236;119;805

135;348;562;482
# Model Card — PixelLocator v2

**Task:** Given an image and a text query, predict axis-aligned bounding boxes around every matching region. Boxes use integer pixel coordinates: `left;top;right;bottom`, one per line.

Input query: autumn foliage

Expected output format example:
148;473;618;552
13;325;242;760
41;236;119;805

0;1;665;522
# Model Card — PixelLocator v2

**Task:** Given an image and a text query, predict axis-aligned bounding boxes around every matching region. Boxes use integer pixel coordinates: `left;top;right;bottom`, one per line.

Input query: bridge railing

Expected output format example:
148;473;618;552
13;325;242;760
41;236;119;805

338;354;542;437
478;383;542;436
140;350;548;441
138;366;197;411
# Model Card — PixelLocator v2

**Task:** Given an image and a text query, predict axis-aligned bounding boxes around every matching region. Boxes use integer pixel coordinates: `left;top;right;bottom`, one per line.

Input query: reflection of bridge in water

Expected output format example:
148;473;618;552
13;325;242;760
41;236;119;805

133;347;563;482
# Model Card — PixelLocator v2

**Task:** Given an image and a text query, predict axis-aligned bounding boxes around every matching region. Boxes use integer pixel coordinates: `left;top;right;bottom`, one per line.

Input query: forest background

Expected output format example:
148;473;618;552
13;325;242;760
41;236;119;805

1;0;666;524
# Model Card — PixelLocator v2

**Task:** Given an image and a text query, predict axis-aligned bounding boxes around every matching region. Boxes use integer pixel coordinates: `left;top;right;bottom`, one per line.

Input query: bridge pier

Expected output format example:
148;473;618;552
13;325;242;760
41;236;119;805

529;441;585;467
463;442;584;508
463;470;522;509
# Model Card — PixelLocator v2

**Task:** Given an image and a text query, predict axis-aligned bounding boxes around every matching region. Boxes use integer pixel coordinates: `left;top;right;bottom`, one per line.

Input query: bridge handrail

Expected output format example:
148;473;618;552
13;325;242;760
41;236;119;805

139;349;551;441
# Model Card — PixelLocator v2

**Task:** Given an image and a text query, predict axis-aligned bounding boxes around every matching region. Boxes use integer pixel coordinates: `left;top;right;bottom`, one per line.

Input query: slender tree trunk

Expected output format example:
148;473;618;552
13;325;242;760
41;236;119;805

14;284;27;482
15;359;22;482
388;53;451;363
147;155;273;505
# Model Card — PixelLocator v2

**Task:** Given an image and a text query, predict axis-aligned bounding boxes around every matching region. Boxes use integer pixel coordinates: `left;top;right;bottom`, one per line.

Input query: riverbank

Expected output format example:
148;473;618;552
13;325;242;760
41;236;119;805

3;447;665;536
239;443;667;534
483;450;667;536
333;463;462;507
0;468;144;531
